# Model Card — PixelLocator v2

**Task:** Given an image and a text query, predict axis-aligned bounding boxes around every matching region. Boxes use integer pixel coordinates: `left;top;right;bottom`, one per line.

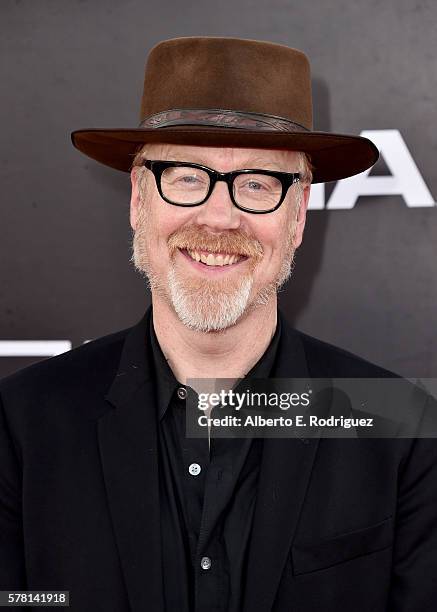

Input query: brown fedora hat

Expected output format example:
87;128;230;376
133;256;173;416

71;36;378;183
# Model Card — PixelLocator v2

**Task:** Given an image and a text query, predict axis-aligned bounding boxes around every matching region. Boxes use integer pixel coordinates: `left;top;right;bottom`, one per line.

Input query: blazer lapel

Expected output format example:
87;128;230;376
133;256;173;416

243;313;322;612
98;308;164;612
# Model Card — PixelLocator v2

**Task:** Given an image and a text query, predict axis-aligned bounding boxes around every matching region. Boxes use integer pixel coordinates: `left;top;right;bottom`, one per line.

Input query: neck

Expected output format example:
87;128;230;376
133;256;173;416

151;294;278;384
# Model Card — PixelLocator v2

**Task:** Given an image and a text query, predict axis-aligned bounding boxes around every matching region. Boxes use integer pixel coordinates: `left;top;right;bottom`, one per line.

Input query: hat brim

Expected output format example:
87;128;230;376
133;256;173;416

71;126;379;184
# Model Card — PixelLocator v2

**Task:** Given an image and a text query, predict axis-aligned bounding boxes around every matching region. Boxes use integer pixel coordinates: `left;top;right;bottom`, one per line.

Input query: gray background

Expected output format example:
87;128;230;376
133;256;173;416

1;0;436;378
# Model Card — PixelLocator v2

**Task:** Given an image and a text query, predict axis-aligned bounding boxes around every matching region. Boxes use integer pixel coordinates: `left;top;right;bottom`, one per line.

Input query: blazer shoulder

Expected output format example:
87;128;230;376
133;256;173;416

294;329;399;378
0;326;130;399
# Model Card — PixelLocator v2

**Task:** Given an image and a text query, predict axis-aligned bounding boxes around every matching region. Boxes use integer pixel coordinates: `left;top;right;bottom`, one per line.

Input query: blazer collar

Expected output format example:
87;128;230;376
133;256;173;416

98;306;164;612
243;311;322;612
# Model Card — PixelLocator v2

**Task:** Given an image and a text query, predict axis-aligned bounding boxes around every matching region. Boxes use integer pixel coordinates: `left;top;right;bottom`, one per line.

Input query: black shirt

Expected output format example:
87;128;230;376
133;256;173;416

148;312;281;612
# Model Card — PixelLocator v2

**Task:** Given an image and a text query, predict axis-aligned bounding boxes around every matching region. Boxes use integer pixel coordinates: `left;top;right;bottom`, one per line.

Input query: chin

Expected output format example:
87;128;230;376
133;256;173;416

167;267;254;332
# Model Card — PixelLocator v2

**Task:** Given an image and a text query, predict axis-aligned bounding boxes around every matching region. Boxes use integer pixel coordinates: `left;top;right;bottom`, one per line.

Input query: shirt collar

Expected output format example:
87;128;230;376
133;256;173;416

149;309;282;421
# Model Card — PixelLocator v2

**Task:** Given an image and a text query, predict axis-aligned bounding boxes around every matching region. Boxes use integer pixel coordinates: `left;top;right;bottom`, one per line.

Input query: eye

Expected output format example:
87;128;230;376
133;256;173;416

178;175;202;185
247;180;265;191
240;178;272;193
162;166;209;189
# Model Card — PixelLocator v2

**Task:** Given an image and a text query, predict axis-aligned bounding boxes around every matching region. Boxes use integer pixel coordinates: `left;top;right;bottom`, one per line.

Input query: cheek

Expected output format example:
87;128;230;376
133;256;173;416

256;215;292;262
135;202;167;266
146;203;195;251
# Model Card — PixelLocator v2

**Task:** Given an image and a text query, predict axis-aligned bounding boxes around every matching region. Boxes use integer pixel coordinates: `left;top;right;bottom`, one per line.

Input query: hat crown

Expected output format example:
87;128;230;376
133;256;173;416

72;36;378;184
140;37;313;130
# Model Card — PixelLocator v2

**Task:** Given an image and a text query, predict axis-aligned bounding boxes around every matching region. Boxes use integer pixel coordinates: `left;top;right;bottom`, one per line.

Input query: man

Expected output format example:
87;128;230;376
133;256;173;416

1;37;436;612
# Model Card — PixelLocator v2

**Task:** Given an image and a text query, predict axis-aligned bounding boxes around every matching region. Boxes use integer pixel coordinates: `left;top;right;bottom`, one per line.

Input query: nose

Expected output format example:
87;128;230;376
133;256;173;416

194;180;241;231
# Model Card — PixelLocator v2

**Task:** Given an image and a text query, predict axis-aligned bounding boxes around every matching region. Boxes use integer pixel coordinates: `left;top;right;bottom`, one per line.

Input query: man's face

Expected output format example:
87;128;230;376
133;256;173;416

130;144;310;332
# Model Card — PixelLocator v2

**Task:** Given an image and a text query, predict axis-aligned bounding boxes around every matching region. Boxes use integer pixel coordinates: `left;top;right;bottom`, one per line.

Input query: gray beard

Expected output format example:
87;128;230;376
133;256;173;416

131;205;297;332
166;265;254;332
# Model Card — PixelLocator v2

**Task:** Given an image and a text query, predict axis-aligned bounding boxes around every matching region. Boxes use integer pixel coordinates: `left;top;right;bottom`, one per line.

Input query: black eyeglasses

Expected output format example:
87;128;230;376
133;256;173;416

142;159;300;214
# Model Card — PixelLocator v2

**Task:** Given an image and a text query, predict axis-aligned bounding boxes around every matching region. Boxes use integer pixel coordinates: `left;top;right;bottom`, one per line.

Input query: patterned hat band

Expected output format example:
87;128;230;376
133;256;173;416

139;108;310;133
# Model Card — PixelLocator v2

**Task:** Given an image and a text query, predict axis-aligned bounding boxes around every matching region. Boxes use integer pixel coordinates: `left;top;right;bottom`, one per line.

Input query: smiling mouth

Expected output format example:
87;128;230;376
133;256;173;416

180;248;248;267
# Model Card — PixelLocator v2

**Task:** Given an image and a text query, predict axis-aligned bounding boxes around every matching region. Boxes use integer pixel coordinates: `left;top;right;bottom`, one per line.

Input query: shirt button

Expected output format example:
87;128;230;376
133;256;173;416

200;556;211;570
177;387;187;400
188;463;201;476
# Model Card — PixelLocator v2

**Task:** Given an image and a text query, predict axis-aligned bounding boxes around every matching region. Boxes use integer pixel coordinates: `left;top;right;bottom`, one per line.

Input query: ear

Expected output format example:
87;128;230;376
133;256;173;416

292;184;311;249
129;168;141;231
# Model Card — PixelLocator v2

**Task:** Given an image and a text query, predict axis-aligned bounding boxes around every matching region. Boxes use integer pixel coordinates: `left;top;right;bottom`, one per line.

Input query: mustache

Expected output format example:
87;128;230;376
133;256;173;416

167;226;264;260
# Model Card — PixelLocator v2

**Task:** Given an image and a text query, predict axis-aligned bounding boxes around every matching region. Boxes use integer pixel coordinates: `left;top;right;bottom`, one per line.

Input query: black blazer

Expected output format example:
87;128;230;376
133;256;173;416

1;308;436;611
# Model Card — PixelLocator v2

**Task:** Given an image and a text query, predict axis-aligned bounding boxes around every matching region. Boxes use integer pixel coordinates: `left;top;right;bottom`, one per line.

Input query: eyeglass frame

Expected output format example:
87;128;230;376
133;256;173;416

141;159;301;214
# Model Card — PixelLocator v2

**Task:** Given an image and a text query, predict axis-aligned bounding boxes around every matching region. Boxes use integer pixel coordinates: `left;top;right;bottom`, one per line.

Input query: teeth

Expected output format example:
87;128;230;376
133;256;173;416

186;250;241;266
188;250;200;261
